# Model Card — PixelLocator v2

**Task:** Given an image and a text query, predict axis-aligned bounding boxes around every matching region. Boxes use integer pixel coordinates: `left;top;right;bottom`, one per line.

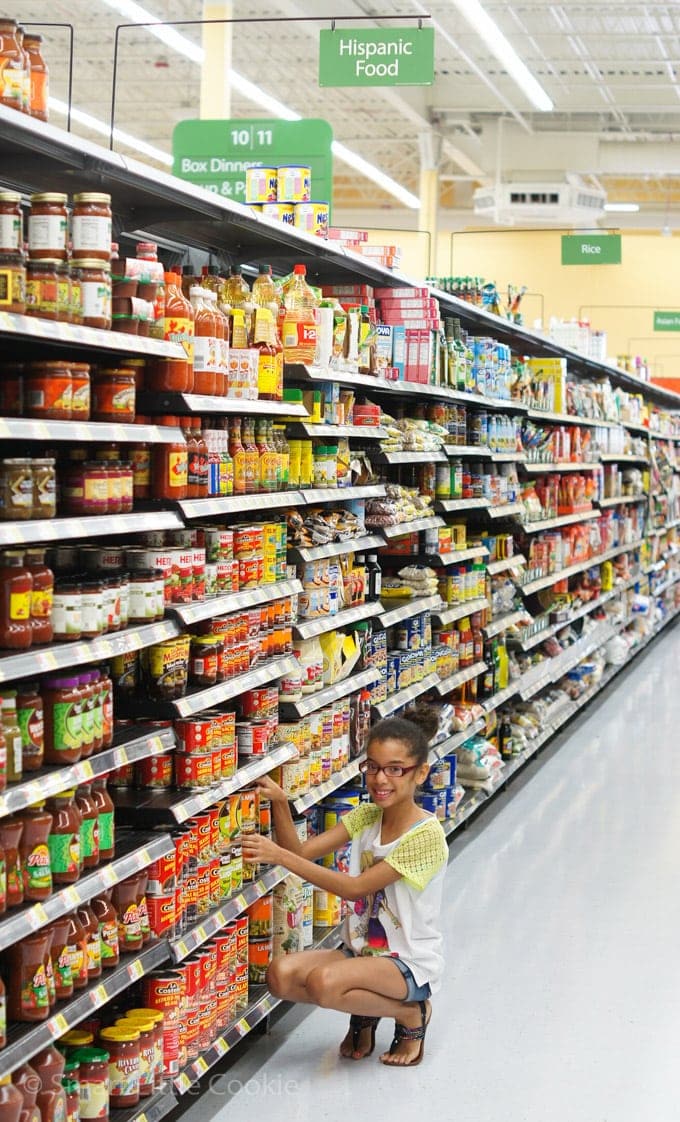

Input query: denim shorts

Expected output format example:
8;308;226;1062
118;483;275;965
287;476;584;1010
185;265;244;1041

341;946;431;1003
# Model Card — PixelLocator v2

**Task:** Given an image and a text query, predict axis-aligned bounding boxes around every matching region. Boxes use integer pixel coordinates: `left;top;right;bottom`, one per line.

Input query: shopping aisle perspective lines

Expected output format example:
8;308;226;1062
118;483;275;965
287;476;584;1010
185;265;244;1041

175;622;680;1122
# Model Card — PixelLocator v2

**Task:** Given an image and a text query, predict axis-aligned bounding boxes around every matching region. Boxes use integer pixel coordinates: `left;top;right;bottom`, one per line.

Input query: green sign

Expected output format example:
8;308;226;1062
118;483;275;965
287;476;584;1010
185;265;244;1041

319;27;435;86
561;234;622;265
654;311;680;331
172;118;333;208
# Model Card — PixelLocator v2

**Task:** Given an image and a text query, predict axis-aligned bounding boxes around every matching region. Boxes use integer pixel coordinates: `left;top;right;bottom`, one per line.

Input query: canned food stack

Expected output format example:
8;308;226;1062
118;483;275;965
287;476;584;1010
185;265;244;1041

270;699;353;799
245;165;330;238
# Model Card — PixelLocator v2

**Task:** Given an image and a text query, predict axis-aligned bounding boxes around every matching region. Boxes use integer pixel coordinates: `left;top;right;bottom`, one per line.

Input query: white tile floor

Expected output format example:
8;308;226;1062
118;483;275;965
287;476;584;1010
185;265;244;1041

178;622;680;1122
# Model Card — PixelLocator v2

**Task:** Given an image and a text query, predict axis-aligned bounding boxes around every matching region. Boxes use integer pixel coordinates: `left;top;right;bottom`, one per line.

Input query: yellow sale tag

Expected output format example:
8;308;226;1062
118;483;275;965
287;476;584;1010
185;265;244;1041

101;865;118;886
137;1114;148;1122
177;941;188;959
176;1075;190;1093
94;983;108;1004
116;747;129;765
237;1018;249;1034
78;761;94;780
63;887;80;906
196;1058;208;1075
197;926;207;941
214;1039;227;1057
49;1013;68;1036
30;903;49;927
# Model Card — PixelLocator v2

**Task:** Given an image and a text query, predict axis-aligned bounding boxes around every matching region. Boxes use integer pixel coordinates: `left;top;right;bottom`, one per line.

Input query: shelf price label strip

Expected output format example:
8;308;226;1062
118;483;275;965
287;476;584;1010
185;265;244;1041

169;865;289;961
486;554;526;576
293;600;383;640
292;757;364;814
379;516;445;539
377;594;442;631
280;667;379;718
172;742;298;824
371;672;440;719
171;579;303;626
288;534;385;564
434;661;487;697
430;597;489;627
172;656;298;717
0;510;183;546
429;719;486;762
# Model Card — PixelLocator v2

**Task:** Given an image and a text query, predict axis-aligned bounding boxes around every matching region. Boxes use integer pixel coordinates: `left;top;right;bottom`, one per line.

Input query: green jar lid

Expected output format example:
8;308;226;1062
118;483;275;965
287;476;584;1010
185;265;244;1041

70;1047;110;1064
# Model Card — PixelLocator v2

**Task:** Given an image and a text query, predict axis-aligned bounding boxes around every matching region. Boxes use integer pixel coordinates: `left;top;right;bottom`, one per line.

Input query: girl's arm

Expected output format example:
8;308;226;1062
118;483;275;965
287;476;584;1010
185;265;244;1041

252;775;350;861
240;831;402;902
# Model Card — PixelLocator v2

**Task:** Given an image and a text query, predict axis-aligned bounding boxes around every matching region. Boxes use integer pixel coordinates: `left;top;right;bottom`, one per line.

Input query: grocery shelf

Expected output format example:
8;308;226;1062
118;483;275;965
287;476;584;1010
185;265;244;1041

377;593;442;630
279;667;379;718
302;484;387;504
170;579;303;626
287;534;384;564
444;444;491;458
434;661;487;697
371;672;439;718
522;461;602;474
0;310;186;359
434;498;490;514
429;719;486;762
179;492;306;518
0;831;174;955
174;986;280;1093
369;450;448;465
595;494;646;508
379;515;445;539
481;683;519;714
598;452;649;464
0;726;176;821
293;600;383;639
621;419;649;435
489;451;527;463
521;509;600;533
0;619;180;684
113;1089;178;1122
0;939;170;1081
0;417;185;443
482;610;530;639
286;362;398;394
0;509;183;545
486;502;524;519
525;408;620;428
516;539;643;596
381;545;488;568
114;742;299;826
136;391;309;418
173;656;298;718
169;864;289;962
486;553;526;576
293;423;387;439
431;597;489;626
292;756;364;814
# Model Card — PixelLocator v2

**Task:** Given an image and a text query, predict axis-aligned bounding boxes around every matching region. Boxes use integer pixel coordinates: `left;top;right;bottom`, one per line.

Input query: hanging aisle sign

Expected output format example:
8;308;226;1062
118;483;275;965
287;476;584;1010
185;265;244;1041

653;311;680;331
172;118;333;206
319;27;435;87
561;234;622;265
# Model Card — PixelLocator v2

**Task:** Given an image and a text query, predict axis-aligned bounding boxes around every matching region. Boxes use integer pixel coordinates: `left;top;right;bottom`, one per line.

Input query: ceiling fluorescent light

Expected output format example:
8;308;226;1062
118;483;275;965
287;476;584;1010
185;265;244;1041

449;0;553;112
49;97;173;164
603;202;640;213
99;0;419;208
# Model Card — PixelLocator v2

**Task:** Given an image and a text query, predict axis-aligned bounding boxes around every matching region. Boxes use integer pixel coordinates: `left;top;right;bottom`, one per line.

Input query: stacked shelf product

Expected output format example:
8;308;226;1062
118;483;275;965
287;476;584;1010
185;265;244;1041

0;104;677;1117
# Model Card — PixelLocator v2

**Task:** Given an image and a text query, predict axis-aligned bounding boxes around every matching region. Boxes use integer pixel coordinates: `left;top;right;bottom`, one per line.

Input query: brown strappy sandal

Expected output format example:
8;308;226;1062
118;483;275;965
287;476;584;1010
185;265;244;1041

341;1015;380;1059
380;1000;430;1068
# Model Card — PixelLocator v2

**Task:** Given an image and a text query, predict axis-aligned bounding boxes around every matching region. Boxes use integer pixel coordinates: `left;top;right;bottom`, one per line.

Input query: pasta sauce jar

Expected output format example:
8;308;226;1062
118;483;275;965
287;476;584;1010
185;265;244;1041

71;194;112;261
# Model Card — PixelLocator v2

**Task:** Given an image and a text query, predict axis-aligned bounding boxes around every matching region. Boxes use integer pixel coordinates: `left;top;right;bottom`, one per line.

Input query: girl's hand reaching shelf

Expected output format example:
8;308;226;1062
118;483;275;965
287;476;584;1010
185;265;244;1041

240;831;282;866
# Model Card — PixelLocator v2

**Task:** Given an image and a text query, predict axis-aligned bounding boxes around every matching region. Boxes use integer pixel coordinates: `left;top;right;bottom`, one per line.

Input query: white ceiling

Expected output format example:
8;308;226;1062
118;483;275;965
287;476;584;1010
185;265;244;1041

4;0;680;222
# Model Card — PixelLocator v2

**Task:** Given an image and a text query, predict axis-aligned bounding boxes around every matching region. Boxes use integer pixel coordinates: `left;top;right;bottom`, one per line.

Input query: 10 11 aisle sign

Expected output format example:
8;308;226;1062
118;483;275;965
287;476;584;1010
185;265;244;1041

172;118;333;207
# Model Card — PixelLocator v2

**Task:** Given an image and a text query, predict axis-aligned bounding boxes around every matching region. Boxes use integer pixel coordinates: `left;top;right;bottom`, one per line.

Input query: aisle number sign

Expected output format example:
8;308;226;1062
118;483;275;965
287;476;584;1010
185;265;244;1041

653;311;680;331
172;118;333;205
561;234;622;265
319;27;435;86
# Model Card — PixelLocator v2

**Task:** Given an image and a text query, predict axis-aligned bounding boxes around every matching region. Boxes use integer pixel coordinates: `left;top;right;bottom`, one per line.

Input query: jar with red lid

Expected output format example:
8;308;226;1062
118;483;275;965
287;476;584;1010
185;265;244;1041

0;550;33;650
0;251;26;314
70;362;91;418
79;260;112;329
17;802;53;901
17;683;44;772
43;676;83;764
92;367;135;422
98;1027;140;1108
28;194;68;260
6;929;51;1021
25;259;59;319
25;360;72;419
72;195;112;262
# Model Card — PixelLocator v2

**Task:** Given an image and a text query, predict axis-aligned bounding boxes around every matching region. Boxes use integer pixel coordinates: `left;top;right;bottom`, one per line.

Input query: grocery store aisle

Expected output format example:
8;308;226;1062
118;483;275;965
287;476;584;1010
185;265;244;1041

181;622;680;1122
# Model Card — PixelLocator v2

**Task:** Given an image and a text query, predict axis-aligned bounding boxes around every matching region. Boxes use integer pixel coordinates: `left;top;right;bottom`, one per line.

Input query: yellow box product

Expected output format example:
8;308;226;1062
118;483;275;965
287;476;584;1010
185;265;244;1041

300;440;314;487
525;356;567;412
313;888;342;928
436;526;453;554
448;522;467;549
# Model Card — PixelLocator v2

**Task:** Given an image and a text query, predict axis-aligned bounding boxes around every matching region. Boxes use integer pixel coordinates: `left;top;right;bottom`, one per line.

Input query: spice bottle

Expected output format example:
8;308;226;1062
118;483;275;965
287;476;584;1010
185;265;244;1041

45;790;81;884
17;802;53;901
76;903;102;980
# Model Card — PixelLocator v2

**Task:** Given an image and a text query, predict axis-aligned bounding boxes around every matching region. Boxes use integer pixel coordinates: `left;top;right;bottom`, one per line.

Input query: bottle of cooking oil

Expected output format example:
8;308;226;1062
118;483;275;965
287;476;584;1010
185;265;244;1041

252;263;279;318
282;264;318;366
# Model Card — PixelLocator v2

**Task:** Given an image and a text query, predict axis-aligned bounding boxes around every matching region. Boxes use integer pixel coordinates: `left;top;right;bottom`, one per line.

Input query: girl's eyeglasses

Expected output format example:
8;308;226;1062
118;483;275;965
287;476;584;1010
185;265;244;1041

359;760;420;778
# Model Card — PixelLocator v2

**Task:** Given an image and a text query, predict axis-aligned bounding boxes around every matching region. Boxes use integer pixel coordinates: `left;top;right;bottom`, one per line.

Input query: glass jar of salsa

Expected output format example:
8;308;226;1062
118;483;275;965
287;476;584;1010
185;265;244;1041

79;260;112;330
25;258;59;319
92;368;135;423
28;195;68;261
25;360;72;419
0;251;26;314
98;1028;140;1109
0;459;35;521
70;362;91;418
72;195;112;262
0;191;22;252
0;550;33;649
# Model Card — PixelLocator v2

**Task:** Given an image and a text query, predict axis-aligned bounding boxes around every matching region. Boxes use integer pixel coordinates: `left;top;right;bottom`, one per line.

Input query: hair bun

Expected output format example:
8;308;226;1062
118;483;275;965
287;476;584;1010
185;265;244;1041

402;702;440;742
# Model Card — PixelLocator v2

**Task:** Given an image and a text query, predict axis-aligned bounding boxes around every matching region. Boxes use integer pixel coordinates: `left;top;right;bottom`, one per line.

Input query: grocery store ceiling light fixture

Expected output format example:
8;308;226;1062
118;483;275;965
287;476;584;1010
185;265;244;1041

98;0;420;208
603;202;640;212
448;0;554;112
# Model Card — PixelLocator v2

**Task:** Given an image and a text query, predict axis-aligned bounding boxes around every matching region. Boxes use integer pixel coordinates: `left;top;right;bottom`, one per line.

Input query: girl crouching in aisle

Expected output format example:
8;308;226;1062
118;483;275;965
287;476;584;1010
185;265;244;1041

240;708;448;1068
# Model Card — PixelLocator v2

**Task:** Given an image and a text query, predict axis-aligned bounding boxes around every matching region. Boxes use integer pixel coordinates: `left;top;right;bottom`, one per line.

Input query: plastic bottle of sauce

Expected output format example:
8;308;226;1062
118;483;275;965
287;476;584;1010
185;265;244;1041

135;870;150;944
0;691;23;784
65;911;89;991
91;891;120;969
193;418;209;497
42;677;82;765
76;903;102;980
222;265;252;336
87;670;103;754
282;264;318;365
112;875;143;952
182;418;200;500
91;777;115;861
0;816;23;907
18;802;52;901
255;418;276;493
24;549;54;645
242;417;259;495
189;286;218;396
252;307;277;400
209;291;228;395
0;550;33;650
33;1047;67;1122
12;1064;42;1122
163;271;194;391
76;674;96;760
151;416;188;501
16;683;43;773
228;417;246;496
24;32;48;121
45;791;81;884
46;915;73;1001
75;785;100;870
0;1079;23;1122
99;667;114;749
6;929;51;1021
